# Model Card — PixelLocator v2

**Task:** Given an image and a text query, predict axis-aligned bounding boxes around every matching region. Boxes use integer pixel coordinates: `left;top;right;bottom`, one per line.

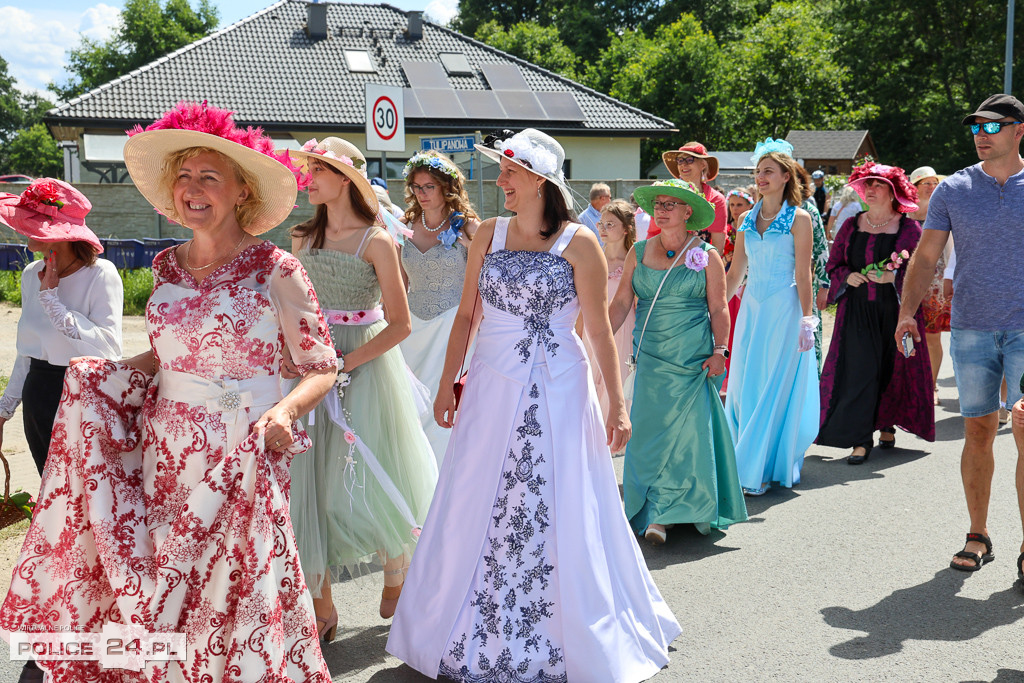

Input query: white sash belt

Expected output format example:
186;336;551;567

157;370;282;424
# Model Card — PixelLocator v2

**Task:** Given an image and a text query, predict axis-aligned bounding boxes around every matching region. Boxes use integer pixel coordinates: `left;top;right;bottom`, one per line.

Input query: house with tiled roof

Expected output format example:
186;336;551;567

46;0;675;185
785;130;877;175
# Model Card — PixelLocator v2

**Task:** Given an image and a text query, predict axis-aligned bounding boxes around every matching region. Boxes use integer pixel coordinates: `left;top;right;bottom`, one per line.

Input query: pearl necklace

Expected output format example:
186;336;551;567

864;212;897;230
758;204;782;223
421;211;449;233
185;233;246;271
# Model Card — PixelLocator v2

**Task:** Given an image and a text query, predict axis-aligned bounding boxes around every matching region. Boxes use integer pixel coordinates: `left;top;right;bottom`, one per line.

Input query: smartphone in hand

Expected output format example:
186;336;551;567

901;333;914;358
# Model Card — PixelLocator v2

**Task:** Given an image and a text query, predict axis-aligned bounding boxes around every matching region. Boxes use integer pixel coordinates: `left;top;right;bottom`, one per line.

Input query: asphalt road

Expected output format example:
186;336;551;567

2;342;1023;682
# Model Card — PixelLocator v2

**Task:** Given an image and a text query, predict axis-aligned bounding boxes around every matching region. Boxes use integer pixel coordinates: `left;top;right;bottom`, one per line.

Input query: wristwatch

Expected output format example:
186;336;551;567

713;345;729;359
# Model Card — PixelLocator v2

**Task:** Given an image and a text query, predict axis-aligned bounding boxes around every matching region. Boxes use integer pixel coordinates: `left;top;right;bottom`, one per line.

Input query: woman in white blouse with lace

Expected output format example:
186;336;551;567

0;179;122;475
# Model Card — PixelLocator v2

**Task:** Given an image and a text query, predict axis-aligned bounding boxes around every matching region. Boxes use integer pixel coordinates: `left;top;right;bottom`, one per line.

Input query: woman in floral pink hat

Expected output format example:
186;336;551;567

0;179;123;473
817;162;934;463
0;178;123;683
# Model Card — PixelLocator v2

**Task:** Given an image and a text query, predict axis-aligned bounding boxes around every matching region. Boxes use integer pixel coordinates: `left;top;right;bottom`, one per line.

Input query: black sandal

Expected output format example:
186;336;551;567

878;428;896;450
1015;552;1024;593
949;532;995;572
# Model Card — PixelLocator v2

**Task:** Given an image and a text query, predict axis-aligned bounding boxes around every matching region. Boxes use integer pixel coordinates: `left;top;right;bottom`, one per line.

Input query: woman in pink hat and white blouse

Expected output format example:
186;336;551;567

0;179;123;475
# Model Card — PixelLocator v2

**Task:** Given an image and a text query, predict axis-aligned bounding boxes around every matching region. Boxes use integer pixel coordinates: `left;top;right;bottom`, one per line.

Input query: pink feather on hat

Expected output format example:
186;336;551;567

126;101;308;189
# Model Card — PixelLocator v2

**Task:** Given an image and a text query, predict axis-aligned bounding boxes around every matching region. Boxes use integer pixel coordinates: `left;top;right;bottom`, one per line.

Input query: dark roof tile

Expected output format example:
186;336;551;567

49;1;672;135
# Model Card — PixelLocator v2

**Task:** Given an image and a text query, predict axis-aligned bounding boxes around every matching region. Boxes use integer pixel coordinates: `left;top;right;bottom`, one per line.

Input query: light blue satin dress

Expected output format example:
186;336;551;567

724;201;819;492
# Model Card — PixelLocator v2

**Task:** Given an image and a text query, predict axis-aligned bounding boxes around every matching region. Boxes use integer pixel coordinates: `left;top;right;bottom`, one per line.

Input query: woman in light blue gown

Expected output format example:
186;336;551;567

724;139;820;495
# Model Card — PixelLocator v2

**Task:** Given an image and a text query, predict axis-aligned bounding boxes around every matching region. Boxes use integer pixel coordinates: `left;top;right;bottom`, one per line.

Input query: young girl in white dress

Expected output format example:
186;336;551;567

387;129;680;683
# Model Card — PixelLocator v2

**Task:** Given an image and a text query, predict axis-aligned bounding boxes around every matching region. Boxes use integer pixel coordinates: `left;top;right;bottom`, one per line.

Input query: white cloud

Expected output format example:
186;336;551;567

79;4;121;42
0;4;121;95
424;0;457;26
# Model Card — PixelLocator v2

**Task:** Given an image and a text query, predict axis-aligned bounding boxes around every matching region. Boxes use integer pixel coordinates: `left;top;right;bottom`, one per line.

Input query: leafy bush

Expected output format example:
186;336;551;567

0;271;20;305
120;268;154;316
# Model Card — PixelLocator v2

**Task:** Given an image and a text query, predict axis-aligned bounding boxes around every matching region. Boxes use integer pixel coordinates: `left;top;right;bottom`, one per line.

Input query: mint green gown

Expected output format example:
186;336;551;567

290;240;438;592
623;241;747;535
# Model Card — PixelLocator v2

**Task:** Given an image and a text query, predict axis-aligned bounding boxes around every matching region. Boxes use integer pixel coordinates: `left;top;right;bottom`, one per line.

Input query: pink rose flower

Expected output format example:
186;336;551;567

344;431;357;444
900;249;910;259
886;262;896;271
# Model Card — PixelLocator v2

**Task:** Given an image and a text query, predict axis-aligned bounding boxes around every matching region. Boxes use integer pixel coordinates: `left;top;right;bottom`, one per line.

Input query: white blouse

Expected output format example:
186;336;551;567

0;259;124;419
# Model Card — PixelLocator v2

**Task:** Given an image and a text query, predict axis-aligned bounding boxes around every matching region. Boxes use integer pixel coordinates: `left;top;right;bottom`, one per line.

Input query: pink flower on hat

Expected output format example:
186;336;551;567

22;181;64;209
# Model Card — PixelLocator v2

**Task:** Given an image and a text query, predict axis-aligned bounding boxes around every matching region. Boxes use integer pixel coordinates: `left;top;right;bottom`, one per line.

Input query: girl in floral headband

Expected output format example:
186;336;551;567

398;150;480;459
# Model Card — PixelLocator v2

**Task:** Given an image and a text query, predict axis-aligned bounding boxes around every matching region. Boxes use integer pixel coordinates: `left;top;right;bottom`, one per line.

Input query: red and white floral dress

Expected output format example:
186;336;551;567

0;242;337;682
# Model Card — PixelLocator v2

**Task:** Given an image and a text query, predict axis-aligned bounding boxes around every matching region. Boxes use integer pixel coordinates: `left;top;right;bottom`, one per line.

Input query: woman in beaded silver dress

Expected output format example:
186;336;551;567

398;151;480;462
283;137;437;634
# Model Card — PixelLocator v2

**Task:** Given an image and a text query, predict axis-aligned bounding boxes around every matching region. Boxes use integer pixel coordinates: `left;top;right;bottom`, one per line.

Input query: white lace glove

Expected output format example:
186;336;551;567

798;315;818;353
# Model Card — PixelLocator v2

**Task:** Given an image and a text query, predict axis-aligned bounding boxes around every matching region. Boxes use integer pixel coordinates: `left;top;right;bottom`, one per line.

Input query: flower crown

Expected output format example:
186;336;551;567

497;133;561;178
301;138;362;169
751;137;794;164
652;178;701;195
727;188;754;204
403;152;459;179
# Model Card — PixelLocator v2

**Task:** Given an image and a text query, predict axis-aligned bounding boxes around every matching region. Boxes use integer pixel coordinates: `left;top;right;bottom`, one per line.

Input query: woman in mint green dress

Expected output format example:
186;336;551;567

610;179;747;545
283;138;437;636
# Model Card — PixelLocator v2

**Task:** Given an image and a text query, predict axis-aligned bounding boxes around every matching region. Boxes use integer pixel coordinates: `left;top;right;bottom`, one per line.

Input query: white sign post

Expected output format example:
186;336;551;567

365;83;405;153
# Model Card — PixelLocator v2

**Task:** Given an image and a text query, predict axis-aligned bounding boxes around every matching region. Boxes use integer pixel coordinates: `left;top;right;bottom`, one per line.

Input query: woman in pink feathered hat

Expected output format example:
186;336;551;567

0;103;339;682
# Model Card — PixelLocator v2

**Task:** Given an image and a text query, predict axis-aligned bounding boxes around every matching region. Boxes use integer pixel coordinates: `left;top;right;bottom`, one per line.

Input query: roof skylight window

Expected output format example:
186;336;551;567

344;50;376;73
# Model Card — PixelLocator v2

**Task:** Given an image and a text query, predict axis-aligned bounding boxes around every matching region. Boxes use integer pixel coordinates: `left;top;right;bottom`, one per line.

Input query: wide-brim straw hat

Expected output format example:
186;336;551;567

475;129;574;211
281;137;379;214
662;142;719;182
124;129;298;236
0;178;103;252
633;179;716;231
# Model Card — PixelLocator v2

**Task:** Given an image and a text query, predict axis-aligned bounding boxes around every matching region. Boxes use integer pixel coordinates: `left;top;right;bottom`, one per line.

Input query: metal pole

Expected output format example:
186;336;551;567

381;151;387;180
1006;0;1016;93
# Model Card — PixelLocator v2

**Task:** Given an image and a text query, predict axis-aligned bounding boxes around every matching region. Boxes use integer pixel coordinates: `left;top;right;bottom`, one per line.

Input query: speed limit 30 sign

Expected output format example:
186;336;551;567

365;83;405;152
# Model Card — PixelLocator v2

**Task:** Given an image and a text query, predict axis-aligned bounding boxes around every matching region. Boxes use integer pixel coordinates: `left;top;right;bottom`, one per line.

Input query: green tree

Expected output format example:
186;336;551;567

0;56;23;145
830;0;1022;171
51;0;218;101
474;21;579;80
583;15;727;171
719;1;875;149
2;123;62;177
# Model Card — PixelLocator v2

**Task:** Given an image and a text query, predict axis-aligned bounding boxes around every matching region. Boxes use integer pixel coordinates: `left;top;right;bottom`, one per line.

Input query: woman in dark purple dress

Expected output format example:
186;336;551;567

817;164;935;463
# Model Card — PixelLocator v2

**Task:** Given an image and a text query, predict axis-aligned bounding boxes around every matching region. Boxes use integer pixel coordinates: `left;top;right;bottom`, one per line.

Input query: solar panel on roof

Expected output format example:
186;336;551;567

535;92;585;121
495;91;547;120
413;88;467;118
480;63;529;91
439;52;473;76
403;88;425;118
456;91;506;119
401;61;450;89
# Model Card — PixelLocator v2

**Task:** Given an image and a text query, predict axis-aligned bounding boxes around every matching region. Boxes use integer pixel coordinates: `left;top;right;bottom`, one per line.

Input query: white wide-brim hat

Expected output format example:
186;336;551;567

124;129;298;236
475;129;574;211
281;137;379;215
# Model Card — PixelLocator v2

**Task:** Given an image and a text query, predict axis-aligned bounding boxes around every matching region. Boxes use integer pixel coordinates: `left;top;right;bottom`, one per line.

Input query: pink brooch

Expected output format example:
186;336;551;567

344;431;357;445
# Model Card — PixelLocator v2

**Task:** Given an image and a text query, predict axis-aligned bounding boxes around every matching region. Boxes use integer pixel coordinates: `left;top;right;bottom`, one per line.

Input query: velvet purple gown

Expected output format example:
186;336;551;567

818;214;935;447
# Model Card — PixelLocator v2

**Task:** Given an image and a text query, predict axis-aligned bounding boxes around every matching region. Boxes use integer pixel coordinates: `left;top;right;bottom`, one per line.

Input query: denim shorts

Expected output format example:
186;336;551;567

949;328;1024;418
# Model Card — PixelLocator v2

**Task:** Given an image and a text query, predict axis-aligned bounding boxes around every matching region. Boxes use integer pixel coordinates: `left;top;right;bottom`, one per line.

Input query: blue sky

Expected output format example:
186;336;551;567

1;0;456;95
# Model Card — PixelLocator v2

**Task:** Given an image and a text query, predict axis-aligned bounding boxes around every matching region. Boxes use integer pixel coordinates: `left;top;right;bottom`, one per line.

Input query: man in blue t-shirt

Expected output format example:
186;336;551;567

897;93;1024;589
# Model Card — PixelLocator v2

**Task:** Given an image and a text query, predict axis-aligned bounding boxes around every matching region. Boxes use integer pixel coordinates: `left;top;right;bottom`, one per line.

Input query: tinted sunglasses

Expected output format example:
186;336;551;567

970;121;1020;135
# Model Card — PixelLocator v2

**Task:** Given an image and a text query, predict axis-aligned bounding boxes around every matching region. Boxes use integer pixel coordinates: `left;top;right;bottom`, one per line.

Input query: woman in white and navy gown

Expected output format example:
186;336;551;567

387;129;680;683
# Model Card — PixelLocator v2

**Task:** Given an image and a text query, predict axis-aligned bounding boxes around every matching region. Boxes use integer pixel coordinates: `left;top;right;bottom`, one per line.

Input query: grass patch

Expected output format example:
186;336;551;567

0;374;7;395
0;518;29;541
120;268;154;317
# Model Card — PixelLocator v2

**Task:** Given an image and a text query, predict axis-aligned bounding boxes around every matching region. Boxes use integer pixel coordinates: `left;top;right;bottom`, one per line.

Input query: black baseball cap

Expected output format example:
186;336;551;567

961;94;1024;125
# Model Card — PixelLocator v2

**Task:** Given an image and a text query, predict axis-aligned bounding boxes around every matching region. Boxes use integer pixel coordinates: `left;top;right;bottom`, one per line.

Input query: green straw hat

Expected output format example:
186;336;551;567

633;179;715;231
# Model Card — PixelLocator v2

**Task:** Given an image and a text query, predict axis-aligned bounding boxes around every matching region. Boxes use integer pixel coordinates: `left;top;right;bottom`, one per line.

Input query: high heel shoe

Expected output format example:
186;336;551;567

878;428;896;449
317;606;338;643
